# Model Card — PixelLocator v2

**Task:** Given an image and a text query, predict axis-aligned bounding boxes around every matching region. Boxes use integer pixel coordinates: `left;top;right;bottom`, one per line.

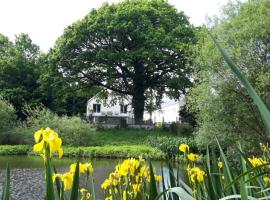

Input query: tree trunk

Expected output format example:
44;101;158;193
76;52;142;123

132;61;145;124
132;89;145;124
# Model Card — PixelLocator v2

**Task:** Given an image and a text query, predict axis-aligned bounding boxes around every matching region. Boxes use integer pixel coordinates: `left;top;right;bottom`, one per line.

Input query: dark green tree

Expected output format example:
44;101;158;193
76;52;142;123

38;53;98;116
0;33;41;119
52;0;196;123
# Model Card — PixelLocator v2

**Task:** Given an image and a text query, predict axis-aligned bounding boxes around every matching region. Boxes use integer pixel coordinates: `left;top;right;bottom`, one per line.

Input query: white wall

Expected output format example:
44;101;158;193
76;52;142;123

144;98;185;123
86;97;131;117
87;95;185;123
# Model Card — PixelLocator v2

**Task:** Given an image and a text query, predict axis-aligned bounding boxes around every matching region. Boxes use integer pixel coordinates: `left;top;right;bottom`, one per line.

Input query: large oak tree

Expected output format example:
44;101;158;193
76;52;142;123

53;0;196;123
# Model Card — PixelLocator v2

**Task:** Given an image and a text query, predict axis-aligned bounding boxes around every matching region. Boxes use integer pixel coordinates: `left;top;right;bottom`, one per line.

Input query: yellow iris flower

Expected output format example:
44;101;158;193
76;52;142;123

187;153;199;162
179;144;190;153
248;156;266;167
187;166;205;183
33;128;64;159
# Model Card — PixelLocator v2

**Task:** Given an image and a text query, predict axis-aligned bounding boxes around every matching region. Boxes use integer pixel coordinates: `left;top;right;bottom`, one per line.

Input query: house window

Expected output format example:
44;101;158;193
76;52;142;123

120;104;128;113
93;104;101;113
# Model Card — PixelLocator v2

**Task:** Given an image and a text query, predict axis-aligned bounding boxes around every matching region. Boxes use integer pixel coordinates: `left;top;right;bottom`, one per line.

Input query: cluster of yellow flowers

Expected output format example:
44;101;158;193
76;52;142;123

53;162;94;191
248;156;267;167
33;127;95;199
179;144;200;162
33;128;63;159
80;188;92;200
179;144;205;184
101;158;161;200
187;166;205;183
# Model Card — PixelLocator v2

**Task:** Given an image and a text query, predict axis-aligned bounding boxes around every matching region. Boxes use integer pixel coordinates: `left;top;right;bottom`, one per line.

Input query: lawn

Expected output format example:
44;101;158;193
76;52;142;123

91;129;175;146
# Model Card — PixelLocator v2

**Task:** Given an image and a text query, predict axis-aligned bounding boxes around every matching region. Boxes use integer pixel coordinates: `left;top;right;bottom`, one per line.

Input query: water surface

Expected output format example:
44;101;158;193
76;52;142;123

0;156;185;200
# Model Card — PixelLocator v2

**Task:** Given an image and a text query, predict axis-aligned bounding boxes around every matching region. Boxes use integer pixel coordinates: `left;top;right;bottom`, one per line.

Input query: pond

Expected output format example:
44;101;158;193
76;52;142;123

0;156;186;200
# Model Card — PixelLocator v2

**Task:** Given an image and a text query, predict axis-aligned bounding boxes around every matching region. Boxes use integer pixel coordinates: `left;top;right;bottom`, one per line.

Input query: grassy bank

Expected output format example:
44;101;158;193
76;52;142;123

2;128;195;159
0;144;166;160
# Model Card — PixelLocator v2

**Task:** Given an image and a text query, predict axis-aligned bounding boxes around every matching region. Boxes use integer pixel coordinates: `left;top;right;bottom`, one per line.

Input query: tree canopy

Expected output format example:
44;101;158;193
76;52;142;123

0;33;90;119
188;0;270;152
53;0;196;123
0;33;42;119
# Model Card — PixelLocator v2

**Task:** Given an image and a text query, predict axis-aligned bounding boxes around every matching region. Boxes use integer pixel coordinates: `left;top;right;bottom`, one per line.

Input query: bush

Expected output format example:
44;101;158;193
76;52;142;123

12;107;96;146
170;122;194;136
0;97;17;144
0;145;31;155
146;135;196;158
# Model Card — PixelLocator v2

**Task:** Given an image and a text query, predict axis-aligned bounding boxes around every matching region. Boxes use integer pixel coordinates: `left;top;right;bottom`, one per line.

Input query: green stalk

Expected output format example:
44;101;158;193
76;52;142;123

45;145;55;200
1;164;10;200
149;161;158;200
70;162;80;200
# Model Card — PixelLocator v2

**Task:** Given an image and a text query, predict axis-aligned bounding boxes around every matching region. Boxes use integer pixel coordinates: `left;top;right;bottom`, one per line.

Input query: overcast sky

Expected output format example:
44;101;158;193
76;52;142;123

0;0;240;52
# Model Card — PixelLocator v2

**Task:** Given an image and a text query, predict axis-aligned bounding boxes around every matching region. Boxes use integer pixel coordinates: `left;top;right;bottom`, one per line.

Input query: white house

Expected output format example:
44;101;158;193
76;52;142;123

86;95;134;125
86;95;184;125
145;97;185;123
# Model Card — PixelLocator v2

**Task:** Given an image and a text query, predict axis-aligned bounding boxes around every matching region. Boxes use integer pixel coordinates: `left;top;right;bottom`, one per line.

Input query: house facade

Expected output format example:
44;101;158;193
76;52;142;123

86;96;133;126
86;95;184;126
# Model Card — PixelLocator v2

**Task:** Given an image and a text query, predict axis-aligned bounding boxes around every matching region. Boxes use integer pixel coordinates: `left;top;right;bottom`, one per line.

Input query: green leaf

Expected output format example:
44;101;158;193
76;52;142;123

161;164;167;200
1;164;10;200
219;194;257;200
70;162;80;200
149;161;158;200
216;139;237;194
239;144;249;200
209;31;270;137
53;166;62;198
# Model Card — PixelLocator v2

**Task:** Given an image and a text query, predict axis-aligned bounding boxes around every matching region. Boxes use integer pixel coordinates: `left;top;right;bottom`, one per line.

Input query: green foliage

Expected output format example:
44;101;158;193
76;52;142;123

188;0;270;152
0;145;31;155
146;135;196;157
44;145;55;200
0;33;43;119
62;145;165;160
52;0;196;122
170;122;194;137
0;145;165;160
13;107;95;146
0;97;16;133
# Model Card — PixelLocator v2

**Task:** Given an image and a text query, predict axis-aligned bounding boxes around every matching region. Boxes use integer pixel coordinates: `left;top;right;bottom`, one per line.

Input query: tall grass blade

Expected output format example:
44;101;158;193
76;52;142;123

238;144;249;200
161;165;167;200
70;162;80;200
168;163;178;200
219;194;257;200
1;164;10;200
53;166;62;198
209;32;270;137
149;161;158;200
210;147;223;197
216;139;237;194
60;183;64;200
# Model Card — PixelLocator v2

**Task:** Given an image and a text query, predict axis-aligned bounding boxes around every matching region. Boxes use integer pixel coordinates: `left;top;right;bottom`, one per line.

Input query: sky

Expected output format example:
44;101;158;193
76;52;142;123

0;0;238;52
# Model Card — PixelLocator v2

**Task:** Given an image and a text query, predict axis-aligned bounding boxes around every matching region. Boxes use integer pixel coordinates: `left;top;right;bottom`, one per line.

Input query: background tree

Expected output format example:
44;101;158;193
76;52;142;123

188;0;270;153
38;52;98;116
52;0;196;123
0;33;42;119
0;33;90;119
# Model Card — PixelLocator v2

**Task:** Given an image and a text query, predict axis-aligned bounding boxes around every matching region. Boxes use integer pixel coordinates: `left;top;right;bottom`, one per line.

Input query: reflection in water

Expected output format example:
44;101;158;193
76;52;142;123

0;156;186;200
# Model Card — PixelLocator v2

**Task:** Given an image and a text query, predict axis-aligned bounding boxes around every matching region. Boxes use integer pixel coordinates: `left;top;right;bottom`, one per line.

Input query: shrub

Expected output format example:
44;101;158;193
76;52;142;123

12;107;96;146
0;97;17;144
170;122;194;136
146;135;196;158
